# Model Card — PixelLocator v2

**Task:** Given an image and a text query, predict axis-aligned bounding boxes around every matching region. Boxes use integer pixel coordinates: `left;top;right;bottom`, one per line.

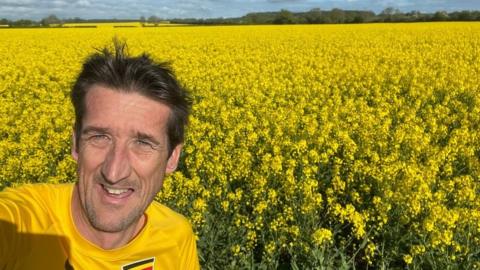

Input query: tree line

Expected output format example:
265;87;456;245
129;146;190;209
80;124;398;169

174;8;480;24
1;8;480;27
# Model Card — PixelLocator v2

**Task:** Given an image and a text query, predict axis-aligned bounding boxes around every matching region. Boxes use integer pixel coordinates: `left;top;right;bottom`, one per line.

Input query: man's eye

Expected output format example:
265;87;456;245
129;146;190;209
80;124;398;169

88;134;110;145
135;139;155;149
90;134;108;140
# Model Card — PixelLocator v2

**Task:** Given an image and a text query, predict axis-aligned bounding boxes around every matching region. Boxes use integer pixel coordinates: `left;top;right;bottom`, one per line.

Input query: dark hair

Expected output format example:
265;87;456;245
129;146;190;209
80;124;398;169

71;40;191;156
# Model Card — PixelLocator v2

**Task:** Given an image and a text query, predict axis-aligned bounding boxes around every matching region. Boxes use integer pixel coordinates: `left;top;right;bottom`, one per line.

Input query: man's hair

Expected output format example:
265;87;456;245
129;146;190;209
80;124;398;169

71;40;191;156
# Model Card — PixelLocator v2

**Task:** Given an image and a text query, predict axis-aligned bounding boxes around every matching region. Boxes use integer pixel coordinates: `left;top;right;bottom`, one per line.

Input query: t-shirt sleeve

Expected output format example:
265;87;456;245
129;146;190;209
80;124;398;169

0;185;49;265
152;203;201;269
178;223;200;270
0;185;69;269
0;190;21;265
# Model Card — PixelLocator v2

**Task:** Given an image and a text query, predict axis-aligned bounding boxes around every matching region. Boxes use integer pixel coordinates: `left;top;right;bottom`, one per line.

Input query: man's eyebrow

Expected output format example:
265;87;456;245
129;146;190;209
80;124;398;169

135;131;160;145
81;126;111;135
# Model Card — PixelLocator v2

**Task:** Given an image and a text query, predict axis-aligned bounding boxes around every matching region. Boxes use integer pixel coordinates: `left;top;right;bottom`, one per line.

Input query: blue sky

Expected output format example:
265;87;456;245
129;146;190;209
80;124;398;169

0;0;478;20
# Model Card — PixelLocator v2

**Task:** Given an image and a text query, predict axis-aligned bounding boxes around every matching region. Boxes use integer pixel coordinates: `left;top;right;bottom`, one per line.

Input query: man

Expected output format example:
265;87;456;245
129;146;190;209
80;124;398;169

0;41;200;269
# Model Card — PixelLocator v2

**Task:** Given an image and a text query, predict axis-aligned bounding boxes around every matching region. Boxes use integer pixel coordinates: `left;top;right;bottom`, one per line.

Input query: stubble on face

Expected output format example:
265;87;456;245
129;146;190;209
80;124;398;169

82;175;152;233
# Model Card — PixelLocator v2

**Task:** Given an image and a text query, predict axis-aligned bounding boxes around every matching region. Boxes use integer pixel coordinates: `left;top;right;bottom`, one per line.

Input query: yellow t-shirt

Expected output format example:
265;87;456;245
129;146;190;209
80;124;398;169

0;183;200;270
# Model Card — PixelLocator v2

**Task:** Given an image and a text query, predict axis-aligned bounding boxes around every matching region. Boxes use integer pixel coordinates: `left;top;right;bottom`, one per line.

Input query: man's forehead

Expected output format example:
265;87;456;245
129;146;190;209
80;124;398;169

85;85;170;114
83;85;171;132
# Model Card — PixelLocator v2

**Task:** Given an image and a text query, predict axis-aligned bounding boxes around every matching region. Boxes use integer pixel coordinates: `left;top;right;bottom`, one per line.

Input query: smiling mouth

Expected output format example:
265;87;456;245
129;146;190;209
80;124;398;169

101;184;134;197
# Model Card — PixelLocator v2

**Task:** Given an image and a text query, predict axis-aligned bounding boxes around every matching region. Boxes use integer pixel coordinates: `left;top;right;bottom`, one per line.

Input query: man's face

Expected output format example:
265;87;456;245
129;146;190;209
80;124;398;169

72;85;181;233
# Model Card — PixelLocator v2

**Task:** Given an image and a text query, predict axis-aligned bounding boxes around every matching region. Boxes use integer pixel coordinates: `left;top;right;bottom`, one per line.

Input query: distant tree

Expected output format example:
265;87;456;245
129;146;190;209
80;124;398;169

0;18;9;25
474;11;480;20
65;17;84;23
432;11;449;21
273;9;295;24
380;7;401;22
393;10;408;22
148;15;160;25
329;8;346;23
330;10;373;23
140;16;146;23
456;10;474;20
41;14;61;26
405;10;422;21
12;19;35;27
380;7;395;16
244;13;261;24
305;8;322;23
358;11;376;22
352;14;364;23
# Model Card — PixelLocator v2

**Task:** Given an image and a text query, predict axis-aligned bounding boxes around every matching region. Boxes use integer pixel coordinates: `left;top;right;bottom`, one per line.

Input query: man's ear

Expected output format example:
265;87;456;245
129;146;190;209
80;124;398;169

72;131;78;161
166;144;182;174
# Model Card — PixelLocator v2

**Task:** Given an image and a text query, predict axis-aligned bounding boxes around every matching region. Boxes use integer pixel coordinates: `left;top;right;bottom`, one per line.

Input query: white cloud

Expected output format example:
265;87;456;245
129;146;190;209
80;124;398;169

75;0;91;7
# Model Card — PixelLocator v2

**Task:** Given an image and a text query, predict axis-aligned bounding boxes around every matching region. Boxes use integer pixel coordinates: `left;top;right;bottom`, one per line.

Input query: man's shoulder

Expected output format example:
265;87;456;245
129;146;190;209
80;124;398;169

147;201;191;226
0;183;74;235
146;201;194;238
0;184;73;215
142;202;200;269
1;183;73;201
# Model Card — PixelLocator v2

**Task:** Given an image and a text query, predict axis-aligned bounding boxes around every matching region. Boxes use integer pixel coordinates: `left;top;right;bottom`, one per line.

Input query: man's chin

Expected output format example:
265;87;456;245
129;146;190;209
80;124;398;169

92;223;129;233
86;209;140;233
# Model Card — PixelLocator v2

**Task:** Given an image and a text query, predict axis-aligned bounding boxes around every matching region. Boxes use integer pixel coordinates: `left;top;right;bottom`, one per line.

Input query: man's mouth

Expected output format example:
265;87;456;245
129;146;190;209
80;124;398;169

101;184;134;198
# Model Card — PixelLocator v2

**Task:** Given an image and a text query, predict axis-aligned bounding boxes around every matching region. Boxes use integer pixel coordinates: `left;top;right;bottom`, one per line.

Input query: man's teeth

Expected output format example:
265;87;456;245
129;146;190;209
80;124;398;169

104;186;129;195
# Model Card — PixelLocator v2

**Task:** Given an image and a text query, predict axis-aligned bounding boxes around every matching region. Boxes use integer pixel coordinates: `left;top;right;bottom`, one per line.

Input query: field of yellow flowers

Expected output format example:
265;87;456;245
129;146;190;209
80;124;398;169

1;23;480;269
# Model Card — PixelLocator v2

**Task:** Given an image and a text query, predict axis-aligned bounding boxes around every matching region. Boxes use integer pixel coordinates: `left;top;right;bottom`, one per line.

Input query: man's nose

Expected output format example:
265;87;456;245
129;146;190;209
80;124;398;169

101;143;132;183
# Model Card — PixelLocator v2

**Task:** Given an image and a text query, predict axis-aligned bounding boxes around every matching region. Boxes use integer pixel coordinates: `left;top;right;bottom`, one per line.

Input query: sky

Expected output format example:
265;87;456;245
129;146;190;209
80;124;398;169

0;0;478;20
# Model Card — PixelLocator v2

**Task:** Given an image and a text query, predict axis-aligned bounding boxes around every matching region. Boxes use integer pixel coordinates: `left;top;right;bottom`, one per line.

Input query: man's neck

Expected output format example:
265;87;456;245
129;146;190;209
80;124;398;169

70;186;145;250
